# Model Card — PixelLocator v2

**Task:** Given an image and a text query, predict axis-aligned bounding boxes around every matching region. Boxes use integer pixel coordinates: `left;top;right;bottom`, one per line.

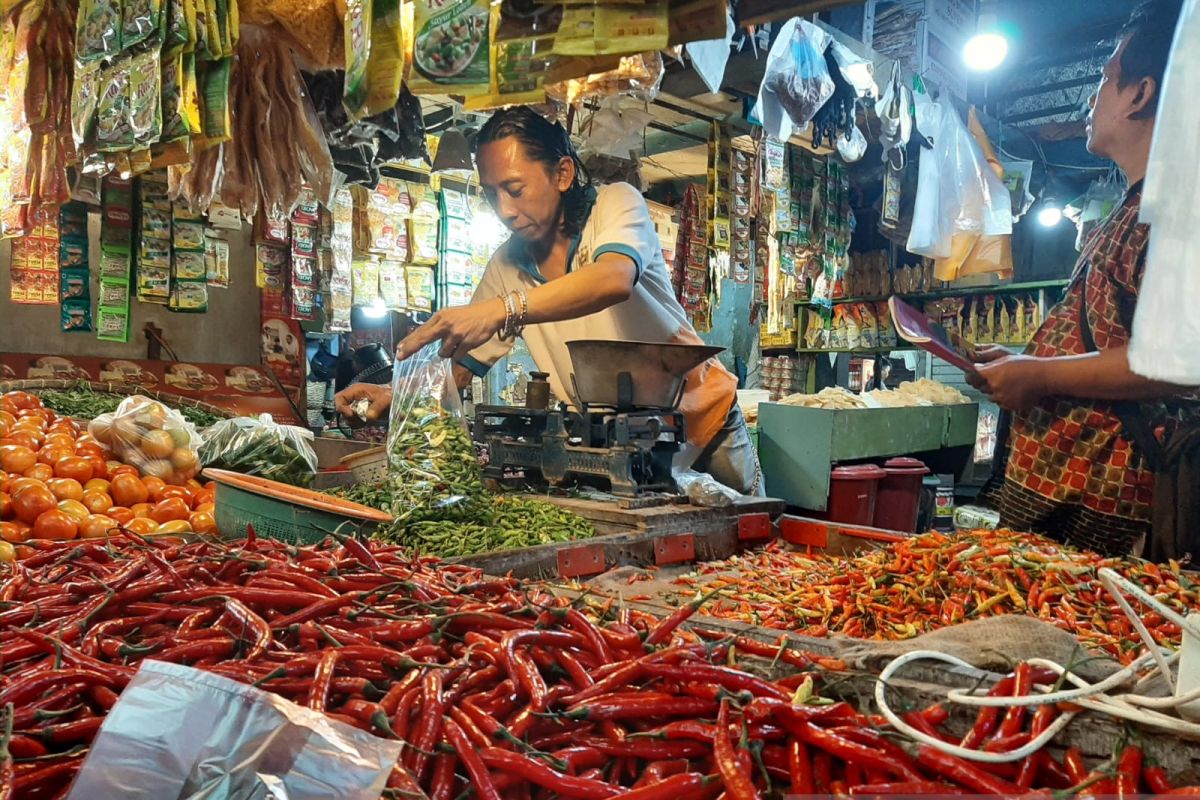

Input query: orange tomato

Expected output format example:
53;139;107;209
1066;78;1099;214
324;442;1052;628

0;520;28;543
0;491;11;520
75;442;106;458
32;509;78;540
86;456;109;481
54;456;94;483
43;433;76;451
189;511;217;534
23;464;55;482
109;463;135;478
0;409;16;427
155;519;192;535
84;478;110;494
107;507;135;525
47;478;84;502
7;477;42;496
160;485;193;504
56;499;90;523
149;497;190;524
0;444;36;474
110;474;149;507
3;390;39;409
130;502;155;519
186;478;204;492
2;431;41;451
193;501;215;516
142;476;167;502
13;484;56;524
80;514;118;539
81;491;114;514
124;517;158;535
36;445;72;467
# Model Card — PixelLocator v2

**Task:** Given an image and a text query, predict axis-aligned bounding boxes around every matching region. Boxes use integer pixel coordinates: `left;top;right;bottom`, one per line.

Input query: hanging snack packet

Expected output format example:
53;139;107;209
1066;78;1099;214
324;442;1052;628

199;57;232;142
409;0;490;96
130;51;164;147
71;62;100;151
75;0;122;63
122;0;163;49
343;0;374;118
553;1;668;56
97;62;134;152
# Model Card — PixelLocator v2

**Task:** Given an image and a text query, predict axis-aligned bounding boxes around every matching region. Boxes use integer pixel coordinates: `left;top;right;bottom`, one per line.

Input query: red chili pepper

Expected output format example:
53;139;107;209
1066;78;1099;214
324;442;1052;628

1145;765;1174;794
641;662;789;701
551;747;609;775
1064;747;1089;784
902;710;954;744
789;738;814;795
567;694;716;722
154;637;236;664
0;668;115;707
847;782;963;795
307;649;338;711
632;760;691;789
813;752;833;795
996;662;1032;739
37;716;104;746
1115;744;1143;799
429;752;457;800
713;698;760;800
645;588;721;646
12;759;80;797
444;717;502;800
7;734;48;759
479;748;620;800
579;737;710;761
379;670;422;717
621;772;717;800
959;674;1016;749
915;744;1021;796
409;670;446;782
920;703;951;726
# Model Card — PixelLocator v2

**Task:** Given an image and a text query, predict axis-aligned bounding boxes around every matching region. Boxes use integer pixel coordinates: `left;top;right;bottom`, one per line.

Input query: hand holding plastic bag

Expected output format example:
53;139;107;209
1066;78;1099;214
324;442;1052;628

386;342;483;518
89;396;203;485
65;660;405;800
673;468;743;508
199;414;319;487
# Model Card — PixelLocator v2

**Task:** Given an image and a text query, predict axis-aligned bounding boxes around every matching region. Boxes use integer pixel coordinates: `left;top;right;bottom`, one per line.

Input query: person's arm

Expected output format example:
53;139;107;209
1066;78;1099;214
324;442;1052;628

968;346;1195;411
397;253;636;362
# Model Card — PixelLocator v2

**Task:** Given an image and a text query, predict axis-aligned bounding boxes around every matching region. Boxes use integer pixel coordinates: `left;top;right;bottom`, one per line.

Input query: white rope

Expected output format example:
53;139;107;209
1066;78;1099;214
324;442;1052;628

875;567;1200;761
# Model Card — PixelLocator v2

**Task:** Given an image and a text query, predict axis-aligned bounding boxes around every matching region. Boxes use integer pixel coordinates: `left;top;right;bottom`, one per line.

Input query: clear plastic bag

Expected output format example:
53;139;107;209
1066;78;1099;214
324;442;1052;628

89;395;203;484
673;468;742;508
386;342;482;517
757;18;834;142
199;413;318;487
65;660;404;800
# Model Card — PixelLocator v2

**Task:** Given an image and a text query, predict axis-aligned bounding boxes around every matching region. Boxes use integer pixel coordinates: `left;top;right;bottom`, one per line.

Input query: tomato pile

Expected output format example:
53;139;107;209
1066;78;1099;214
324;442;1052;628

0;391;217;558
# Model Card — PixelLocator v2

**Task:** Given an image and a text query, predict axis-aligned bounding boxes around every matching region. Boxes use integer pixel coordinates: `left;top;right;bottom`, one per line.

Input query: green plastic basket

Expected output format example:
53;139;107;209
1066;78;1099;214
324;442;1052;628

207;468;391;546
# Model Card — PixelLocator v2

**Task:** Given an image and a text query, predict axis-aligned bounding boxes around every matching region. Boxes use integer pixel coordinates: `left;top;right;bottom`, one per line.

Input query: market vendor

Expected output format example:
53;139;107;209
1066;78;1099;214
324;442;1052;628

969;0;1198;557
336;107;762;495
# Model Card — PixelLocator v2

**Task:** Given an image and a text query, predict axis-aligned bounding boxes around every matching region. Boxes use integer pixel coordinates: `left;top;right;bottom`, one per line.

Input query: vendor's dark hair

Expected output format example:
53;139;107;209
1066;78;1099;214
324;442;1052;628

475;107;593;235
1118;0;1183;118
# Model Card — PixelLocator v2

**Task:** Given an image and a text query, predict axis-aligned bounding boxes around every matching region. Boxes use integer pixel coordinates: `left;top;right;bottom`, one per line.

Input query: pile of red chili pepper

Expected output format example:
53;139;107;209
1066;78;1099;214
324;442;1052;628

675;529;1199;664
1;529;1197;799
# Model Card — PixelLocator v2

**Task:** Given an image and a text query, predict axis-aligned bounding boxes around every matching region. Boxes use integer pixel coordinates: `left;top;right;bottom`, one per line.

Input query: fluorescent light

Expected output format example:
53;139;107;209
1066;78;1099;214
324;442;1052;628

363;298;389;318
1038;204;1063;228
963;32;1008;72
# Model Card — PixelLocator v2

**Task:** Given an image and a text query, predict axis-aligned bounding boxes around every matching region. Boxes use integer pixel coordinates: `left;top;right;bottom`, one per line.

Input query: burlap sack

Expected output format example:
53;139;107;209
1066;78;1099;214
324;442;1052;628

838;616;1123;683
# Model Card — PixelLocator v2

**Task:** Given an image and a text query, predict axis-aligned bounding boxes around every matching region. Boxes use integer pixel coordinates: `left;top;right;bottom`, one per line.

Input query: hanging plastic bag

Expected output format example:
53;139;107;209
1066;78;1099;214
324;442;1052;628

65;660;405;800
385;341;482;518
906;94;1012;278
828;38;877;99
199;413;319;487
89;396;203;484
685;12;734;94
875;61;912;167
756;18;833;142
837;123;867;163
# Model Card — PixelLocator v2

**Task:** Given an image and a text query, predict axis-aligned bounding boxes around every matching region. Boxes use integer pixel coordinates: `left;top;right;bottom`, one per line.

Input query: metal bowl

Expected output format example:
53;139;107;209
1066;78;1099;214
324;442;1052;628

566;340;725;409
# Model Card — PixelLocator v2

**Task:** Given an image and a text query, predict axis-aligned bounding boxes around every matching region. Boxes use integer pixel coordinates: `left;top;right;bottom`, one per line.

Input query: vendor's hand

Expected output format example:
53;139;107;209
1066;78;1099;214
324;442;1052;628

972;344;1013;364
334;383;391;427
967;355;1048;412
396;298;507;362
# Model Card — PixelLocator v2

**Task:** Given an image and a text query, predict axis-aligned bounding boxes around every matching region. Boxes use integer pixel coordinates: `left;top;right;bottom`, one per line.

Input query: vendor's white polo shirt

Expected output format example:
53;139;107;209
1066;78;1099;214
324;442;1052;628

460;182;736;448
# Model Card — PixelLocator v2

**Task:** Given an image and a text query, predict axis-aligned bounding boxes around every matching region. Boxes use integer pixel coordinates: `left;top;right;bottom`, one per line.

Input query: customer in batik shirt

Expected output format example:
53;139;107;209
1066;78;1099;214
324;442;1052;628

969;0;1198;556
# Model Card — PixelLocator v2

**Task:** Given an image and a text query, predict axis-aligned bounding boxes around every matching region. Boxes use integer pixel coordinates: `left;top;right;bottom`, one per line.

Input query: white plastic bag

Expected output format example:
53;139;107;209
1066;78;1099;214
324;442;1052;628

66;660;405;800
756;18;834;142
686;13;735;94
1131;0;1200;384
906;94;1012;265
89;396;203;484
199;414;319;486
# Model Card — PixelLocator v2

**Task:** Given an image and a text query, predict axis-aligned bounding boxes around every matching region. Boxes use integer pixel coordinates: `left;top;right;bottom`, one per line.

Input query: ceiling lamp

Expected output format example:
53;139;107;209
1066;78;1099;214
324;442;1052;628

362;297;389;318
1038;201;1064;228
963;8;1008;72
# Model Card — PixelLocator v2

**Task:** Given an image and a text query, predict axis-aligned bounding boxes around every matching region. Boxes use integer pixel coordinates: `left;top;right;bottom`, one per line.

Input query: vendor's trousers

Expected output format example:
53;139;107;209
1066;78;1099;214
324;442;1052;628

693;405;764;496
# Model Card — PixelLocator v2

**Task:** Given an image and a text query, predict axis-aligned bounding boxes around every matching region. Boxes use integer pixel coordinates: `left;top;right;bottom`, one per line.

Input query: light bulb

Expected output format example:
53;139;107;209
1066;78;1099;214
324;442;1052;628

363;298;389;318
1038;205;1063;228
963;32;1008;72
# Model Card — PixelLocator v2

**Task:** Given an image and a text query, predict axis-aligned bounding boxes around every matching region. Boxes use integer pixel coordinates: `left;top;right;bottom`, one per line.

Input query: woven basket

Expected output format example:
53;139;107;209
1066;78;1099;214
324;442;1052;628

339;445;388;484
205;467;391;545
0;379;234;423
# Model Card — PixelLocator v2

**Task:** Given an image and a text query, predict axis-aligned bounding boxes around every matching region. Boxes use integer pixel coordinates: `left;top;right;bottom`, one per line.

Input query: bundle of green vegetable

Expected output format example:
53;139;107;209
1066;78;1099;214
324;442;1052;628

36;384;225;427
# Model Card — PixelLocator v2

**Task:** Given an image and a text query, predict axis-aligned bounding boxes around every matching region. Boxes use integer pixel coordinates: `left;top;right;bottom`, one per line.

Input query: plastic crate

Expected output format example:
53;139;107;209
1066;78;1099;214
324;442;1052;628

206;468;392;546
